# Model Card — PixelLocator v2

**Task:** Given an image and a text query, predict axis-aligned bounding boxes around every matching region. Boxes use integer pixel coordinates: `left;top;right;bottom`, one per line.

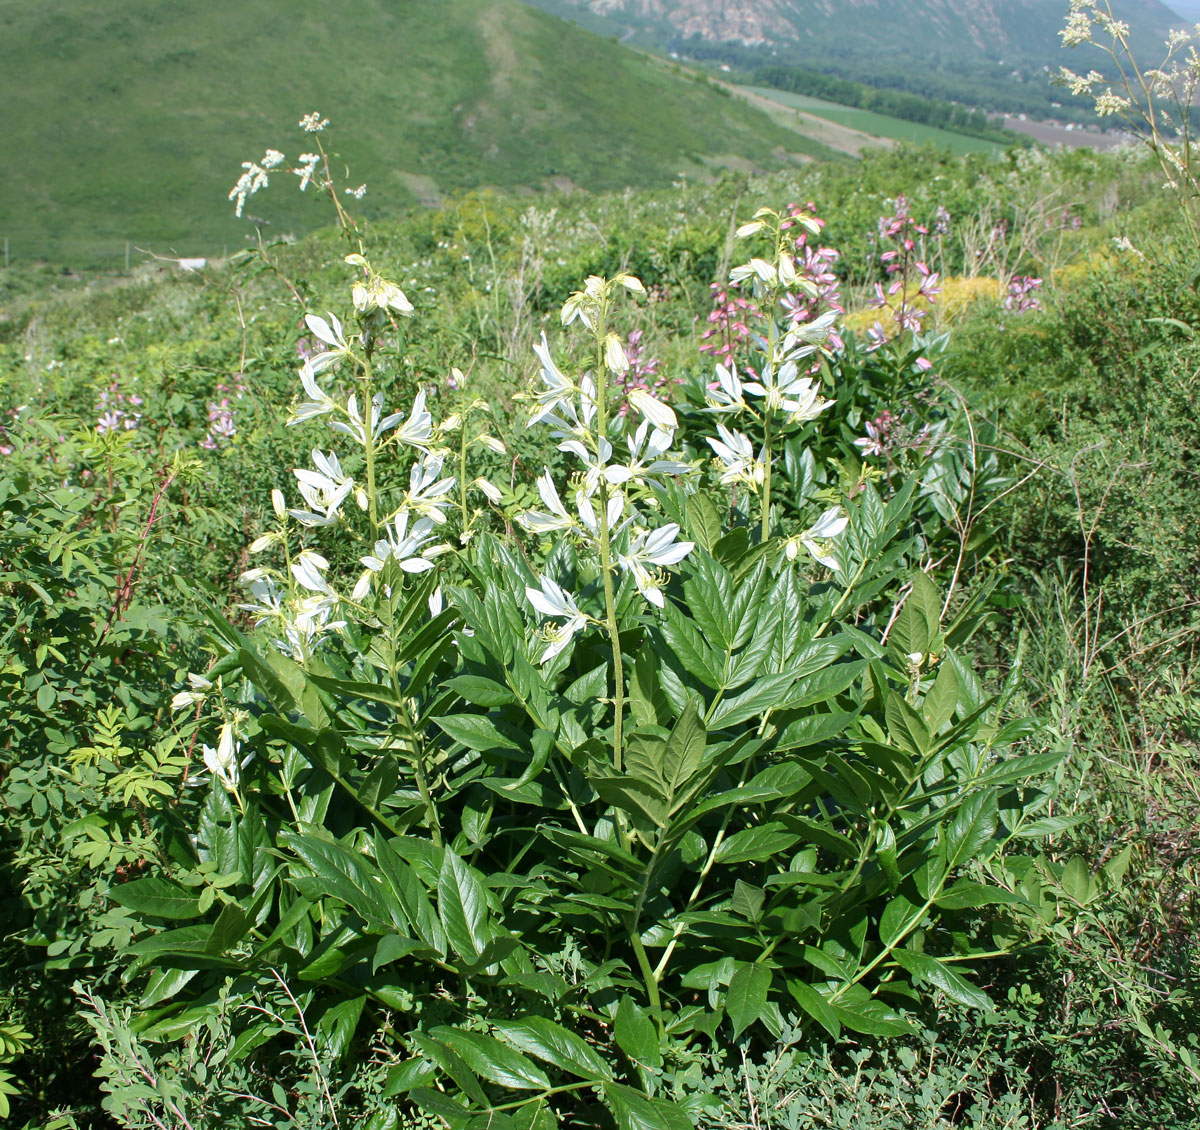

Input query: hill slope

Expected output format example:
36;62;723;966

0;0;836;264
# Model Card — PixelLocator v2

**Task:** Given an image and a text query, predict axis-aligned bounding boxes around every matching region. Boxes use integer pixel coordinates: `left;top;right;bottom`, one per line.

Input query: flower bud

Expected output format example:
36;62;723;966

271;489;287;520
605;333;629;375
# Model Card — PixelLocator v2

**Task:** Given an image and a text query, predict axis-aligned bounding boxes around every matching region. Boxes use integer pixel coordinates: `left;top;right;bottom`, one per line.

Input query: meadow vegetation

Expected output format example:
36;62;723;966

1;20;1199;1127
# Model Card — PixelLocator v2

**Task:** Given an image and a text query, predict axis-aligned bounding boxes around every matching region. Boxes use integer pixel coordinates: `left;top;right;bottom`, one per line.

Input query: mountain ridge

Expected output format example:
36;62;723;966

526;0;1181;62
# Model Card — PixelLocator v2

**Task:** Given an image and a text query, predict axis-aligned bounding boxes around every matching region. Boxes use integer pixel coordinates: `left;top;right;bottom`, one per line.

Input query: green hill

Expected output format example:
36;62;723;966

0;0;838;265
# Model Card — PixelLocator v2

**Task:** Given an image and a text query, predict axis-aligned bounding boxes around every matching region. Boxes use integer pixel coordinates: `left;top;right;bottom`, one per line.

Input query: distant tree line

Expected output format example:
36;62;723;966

751;64;1028;145
677;39;1105;126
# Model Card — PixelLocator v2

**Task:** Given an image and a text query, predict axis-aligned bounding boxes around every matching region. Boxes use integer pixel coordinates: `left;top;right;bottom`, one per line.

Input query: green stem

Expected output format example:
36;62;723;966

459;418;470;533
761;407;774;541
361;356;379;536
759;284;779;541
592;300;626;774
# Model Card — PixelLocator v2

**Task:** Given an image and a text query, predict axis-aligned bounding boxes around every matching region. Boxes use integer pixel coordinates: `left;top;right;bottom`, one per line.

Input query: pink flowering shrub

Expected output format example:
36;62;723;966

614;328;676;415
201;374;246;449
1005;275;1044;314
868;195;942;345
96;377;143;434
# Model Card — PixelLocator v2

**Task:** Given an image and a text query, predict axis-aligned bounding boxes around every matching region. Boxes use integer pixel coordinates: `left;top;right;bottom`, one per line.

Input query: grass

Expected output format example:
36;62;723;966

741;86;1004;157
0;0;847;269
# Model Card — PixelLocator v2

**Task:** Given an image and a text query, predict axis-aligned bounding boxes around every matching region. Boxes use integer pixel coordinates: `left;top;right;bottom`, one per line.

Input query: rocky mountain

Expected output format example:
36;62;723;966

527;0;1182;62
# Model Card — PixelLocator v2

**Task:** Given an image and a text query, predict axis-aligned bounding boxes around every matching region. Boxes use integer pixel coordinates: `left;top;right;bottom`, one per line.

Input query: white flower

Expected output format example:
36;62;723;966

604;419;692;488
786;507;849;569
558;434;613;491
730;258;779;288
400;452;457;523
289;450;355;527
605;334;629;375
617;524;694;608
390;389;433;447
203;723;240;792
171;672;212;712
355;512;441;598
704;363;749;414
577;485;626;540
528;334;576;427
238;572;284;622
306;311;349;352
518;470;577;534
525;575;589;663
627;387;677;433
352;276;413;316
707;425;765;488
293;153;321;192
299;112;329;132
473;477;503;504
743;360;833;420
291;550;332;593
228;150;285;218
784;309;840;349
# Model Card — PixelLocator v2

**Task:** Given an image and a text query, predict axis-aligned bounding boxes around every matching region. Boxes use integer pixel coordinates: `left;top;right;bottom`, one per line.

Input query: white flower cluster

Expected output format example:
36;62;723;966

705;212;849;566
228;149;286;218
519;276;696;662
239;261;457;660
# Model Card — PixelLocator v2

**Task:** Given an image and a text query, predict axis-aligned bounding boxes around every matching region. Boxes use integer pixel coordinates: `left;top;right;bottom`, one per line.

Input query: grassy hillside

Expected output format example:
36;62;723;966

0;0;841;266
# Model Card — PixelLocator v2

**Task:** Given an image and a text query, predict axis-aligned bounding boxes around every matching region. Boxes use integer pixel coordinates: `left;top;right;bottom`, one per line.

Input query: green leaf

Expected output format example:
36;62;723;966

373;934;424;972
447;675;516;707
1059;856;1095;906
615;998;662;1069
1012;814;1086;839
714;824;800;865
491;1016;613;1081
373;834;448;957
782;661;868;710
125;924;215;959
438;850;492;963
886;693;931;756
833;998;913;1037
660;605;722;687
944;793;998;868
662;699;706;795
435;713;523;753
382;1058;437;1097
316;995;366;1060
935;880;1025;910
109;877;202;920
603;1082;695;1130
284;832;393;932
410;1033;488;1106
921;663;958;733
880;893;919;946
773;710;858;750
892;950;993;1011
430;1027;551;1090
685;493;723;552
725;962;771;1040
787;981;841;1039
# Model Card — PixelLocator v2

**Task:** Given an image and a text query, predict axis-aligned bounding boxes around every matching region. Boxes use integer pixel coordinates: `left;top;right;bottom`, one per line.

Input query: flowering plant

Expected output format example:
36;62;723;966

96;165;1065;1128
